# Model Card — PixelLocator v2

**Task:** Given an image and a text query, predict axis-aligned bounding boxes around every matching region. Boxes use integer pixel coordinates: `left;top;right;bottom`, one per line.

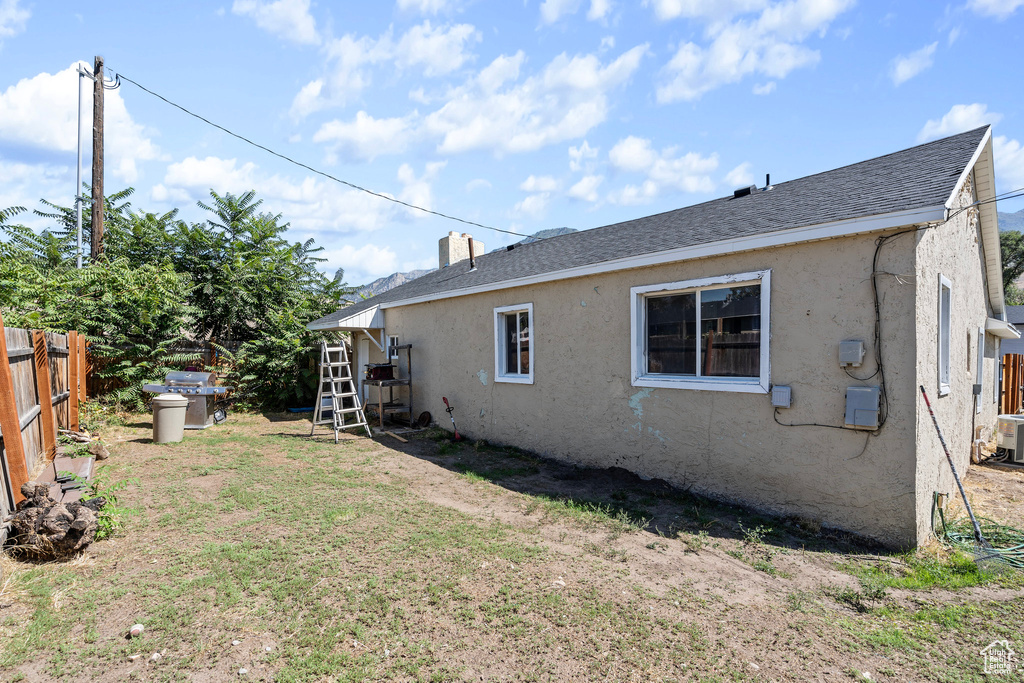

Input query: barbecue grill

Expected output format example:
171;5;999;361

143;371;232;430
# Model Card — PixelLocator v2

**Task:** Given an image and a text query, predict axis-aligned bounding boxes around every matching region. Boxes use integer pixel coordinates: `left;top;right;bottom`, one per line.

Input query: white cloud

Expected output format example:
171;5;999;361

724;162;754;187
394;21;480;77
995;135;1024;191
396;0;457;14
540;0;581;24
397;161;446;217
290;21;479;118
0;63;160;183
568;174;603;202
752;81;776;95
915;104;1024;196
465;178;491;191
425;45;646;154
890;42;937;86
318;242;399;283
513;193;550;219
569;140;598;171
917;103;1001;143
947;26;960;45
609;136;657;172
656;0;854;103
967;0;1024;19
608;135;718;201
0;159;71;230
646;0;767;21
312;111;418;162
155;155;403;234
0;0;29;43
588;0;612;20
520;175;560;192
232;0;319;45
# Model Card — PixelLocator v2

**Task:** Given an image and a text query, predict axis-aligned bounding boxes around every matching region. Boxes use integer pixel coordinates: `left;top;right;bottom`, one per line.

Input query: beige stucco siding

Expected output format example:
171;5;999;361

914;171;999;543
358;230;929;546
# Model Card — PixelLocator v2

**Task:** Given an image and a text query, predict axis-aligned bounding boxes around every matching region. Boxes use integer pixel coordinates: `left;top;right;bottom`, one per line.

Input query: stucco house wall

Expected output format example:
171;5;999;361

357;230;926;546
913;170;1001;543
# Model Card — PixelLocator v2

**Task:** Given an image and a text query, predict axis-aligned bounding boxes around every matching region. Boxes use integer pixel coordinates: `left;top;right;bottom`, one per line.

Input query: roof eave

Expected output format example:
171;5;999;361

306;304;384;331
946;129;1003;317
377;204;947;311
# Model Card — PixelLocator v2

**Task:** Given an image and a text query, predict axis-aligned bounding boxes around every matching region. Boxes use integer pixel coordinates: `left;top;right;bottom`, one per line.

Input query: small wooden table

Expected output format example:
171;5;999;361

364;344;412;429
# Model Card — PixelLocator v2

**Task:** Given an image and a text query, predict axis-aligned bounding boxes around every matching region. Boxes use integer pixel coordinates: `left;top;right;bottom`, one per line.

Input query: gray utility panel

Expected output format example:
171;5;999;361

845;386;880;430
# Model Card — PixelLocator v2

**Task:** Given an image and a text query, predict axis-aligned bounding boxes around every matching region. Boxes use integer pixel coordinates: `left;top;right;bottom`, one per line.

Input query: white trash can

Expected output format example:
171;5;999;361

152;393;188;443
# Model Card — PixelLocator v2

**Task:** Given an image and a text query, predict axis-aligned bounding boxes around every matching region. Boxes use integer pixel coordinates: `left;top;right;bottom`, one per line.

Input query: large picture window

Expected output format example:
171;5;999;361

631;271;770;393
494;303;534;384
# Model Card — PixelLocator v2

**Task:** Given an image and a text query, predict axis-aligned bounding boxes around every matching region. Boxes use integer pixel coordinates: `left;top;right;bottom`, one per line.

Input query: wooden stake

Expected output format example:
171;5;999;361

90;55;105;260
68;331;80;432
0;311;29;503
32;330;57;462
385;431;408;443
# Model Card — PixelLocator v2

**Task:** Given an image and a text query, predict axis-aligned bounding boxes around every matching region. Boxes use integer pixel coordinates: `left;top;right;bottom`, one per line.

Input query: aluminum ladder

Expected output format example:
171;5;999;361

310;340;372;442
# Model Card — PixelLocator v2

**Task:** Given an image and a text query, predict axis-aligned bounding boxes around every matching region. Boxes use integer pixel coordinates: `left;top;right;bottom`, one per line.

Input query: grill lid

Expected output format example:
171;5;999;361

165;371;216;387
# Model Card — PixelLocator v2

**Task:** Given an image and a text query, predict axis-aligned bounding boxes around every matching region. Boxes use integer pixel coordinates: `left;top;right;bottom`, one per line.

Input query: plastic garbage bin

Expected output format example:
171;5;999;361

152;393;188;443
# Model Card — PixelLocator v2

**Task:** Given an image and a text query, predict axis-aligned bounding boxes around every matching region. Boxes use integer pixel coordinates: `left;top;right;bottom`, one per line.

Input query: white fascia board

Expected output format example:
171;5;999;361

378;206;945;311
986;318;1020;340
306;305;383;331
944;126;991;212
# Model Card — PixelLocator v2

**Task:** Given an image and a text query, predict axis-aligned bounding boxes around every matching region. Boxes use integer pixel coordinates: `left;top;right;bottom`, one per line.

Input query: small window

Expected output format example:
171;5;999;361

976;327;985;414
632;271;770;393
494;303;534;384
938;275;951;396
388;335;399;360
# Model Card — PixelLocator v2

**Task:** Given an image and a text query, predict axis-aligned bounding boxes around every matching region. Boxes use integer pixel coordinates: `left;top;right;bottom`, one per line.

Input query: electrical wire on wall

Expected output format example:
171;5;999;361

774;184;1024;436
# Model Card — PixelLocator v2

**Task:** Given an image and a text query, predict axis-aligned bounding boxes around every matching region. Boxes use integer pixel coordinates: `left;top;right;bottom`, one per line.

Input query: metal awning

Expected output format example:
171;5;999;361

986;317;1020;339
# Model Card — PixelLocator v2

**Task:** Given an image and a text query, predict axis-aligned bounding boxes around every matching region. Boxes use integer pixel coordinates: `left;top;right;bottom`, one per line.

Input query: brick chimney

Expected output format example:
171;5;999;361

438;231;484;268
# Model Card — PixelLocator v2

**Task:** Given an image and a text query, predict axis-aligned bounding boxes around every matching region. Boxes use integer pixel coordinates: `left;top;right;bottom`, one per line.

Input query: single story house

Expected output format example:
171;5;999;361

309;126;1015;548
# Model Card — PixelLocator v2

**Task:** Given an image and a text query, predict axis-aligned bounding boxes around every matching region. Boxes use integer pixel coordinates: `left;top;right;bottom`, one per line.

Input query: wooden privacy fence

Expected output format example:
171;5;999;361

0;311;88;523
1001;353;1024;415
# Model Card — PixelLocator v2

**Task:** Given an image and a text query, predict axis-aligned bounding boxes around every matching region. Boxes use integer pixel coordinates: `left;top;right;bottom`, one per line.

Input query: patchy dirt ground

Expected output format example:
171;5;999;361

1;413;1022;682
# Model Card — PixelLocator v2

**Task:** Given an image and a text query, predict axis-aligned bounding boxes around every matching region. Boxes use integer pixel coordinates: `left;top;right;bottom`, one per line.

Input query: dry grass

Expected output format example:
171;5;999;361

0;413;1020;682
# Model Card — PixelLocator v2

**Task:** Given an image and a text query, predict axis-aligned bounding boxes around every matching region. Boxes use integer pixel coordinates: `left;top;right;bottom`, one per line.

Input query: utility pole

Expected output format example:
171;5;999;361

90;55;104;260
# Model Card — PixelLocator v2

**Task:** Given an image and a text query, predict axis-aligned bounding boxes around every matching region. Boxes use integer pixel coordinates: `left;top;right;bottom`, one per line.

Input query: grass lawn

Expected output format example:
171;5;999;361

1;413;1022;682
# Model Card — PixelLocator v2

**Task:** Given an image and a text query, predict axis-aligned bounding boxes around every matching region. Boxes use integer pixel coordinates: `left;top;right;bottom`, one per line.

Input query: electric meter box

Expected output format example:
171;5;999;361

844;386;880;430
839;340;866;367
996;415;1024;464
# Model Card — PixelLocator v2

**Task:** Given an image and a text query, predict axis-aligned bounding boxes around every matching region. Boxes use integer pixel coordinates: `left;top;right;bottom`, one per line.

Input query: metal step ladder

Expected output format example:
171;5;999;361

311;340;372;442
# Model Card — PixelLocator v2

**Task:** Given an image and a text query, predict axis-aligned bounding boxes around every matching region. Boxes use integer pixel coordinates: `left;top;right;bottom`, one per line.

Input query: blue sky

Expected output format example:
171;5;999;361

0;0;1022;285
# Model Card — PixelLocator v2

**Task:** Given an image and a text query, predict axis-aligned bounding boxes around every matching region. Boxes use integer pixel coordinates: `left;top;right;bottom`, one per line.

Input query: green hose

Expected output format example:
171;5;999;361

937;503;1024;570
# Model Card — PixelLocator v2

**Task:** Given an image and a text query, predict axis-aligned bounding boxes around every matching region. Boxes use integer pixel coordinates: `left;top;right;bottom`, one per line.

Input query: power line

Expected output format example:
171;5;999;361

107;68;531;239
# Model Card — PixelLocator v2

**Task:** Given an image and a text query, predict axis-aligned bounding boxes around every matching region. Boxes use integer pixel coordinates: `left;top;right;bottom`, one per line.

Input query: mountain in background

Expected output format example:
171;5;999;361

1000;210;1024;232
356;269;435;298
354;227;580;297
516;227;577;243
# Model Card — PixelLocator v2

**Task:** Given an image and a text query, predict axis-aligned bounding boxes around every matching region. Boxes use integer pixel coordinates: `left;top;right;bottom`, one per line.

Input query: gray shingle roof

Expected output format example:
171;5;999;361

310;126;988;329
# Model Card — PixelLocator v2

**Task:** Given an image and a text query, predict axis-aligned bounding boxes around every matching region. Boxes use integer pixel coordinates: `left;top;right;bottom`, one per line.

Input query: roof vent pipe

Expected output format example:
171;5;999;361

763;173;773;191
468;237;477;271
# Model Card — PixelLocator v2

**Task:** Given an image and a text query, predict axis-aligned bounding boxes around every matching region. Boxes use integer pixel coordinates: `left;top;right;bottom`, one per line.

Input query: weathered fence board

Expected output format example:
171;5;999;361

1001;354;1024;415
0;316;84;512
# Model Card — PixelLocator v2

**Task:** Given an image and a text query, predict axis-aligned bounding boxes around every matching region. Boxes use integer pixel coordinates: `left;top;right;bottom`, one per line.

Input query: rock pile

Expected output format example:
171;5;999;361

7;483;106;559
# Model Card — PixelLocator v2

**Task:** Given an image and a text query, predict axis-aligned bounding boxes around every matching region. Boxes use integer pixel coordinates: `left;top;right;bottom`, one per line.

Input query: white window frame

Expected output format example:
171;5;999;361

630;270;770;394
938;274;952;397
387;334;399;360
494;303;534;384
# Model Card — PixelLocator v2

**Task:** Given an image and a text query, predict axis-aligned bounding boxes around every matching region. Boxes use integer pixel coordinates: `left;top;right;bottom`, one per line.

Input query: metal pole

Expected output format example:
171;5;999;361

75;63;90;269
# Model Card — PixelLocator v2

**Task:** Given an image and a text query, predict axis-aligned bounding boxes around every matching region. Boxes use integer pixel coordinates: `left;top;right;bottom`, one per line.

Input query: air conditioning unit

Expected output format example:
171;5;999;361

996;415;1024;464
